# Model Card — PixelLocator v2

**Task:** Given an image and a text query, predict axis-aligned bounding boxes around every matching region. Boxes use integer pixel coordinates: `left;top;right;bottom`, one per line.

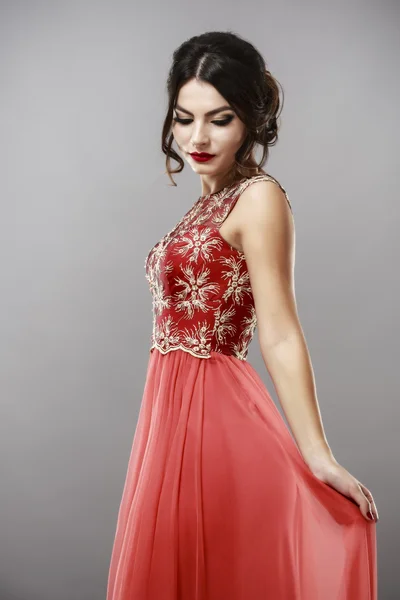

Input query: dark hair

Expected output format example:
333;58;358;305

161;30;284;187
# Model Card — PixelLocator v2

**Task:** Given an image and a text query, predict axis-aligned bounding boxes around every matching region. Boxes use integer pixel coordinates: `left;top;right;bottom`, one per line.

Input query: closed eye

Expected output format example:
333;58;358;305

173;116;234;127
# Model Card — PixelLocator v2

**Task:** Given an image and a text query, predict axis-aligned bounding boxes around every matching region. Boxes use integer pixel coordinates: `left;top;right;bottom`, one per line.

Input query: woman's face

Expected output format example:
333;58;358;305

172;78;247;180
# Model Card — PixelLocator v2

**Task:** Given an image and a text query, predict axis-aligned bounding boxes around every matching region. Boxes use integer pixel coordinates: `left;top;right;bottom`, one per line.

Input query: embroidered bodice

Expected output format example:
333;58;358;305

144;174;292;361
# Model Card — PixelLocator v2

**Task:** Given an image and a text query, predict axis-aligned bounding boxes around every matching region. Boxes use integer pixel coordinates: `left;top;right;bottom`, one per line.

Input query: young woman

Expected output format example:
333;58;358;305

107;31;378;599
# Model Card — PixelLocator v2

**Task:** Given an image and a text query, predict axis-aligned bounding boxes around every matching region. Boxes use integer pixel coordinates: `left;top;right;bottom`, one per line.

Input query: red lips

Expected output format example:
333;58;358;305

191;152;215;158
190;152;216;163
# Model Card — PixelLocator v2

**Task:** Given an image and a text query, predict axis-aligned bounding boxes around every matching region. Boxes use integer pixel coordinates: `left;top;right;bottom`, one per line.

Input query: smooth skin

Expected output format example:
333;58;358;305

172;77;379;523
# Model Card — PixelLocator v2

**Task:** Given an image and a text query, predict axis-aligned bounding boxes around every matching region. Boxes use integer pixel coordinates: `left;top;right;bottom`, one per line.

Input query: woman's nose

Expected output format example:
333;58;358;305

191;124;209;146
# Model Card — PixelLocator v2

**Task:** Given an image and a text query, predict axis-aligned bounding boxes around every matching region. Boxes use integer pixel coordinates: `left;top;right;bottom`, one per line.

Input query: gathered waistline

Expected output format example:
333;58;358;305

150;344;248;362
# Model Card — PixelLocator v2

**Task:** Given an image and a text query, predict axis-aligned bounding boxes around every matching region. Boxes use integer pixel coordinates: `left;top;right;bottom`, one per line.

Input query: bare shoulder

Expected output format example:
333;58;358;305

234;177;294;250
235;177;297;350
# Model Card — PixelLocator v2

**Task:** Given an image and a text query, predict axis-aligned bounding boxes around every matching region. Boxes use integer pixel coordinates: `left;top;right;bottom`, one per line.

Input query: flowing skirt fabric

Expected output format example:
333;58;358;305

107;348;377;599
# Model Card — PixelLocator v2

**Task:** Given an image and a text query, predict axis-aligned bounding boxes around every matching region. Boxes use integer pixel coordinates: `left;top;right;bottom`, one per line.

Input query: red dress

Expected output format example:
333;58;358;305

106;174;377;599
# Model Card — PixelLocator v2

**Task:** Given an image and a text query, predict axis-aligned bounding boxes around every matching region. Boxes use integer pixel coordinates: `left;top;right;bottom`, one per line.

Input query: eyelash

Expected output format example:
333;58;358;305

173;116;234;127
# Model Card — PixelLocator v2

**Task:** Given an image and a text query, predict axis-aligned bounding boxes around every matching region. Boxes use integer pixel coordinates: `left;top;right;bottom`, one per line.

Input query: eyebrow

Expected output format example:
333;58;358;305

174;104;234;117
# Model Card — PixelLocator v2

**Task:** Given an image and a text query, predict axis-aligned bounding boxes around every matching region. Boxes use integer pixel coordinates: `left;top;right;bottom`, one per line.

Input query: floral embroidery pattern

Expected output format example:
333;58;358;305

220;255;253;305
181;321;214;357
212;305;237;345
153;315;181;353
144;174;291;360
173;264;220;319
172;227;223;263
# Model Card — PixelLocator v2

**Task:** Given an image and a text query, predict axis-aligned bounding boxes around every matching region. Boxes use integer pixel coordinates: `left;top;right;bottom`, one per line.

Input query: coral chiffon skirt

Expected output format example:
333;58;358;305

107;348;377;599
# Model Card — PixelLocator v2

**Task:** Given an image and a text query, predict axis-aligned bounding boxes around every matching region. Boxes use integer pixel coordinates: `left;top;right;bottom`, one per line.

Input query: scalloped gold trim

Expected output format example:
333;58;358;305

150;343;247;361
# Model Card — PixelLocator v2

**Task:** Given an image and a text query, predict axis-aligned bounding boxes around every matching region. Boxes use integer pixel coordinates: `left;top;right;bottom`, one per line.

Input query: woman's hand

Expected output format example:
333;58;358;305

308;458;379;522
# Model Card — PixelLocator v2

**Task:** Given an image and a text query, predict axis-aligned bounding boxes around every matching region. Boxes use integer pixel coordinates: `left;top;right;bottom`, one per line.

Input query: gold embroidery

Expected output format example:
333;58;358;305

145;174;291;360
173;264;220;320
172;227;223;263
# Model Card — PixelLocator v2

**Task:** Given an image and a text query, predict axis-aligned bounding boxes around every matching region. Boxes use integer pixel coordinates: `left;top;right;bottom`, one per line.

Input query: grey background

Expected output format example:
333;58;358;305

1;1;398;599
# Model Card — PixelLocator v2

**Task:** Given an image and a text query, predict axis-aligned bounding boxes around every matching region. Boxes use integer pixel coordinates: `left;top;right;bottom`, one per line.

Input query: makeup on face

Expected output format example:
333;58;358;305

173;103;235;127
173;105;237;161
173;115;235;127
189;153;216;162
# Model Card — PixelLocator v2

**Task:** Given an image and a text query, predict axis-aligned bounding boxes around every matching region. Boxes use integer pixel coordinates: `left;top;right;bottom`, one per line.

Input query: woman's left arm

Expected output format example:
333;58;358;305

237;179;378;522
